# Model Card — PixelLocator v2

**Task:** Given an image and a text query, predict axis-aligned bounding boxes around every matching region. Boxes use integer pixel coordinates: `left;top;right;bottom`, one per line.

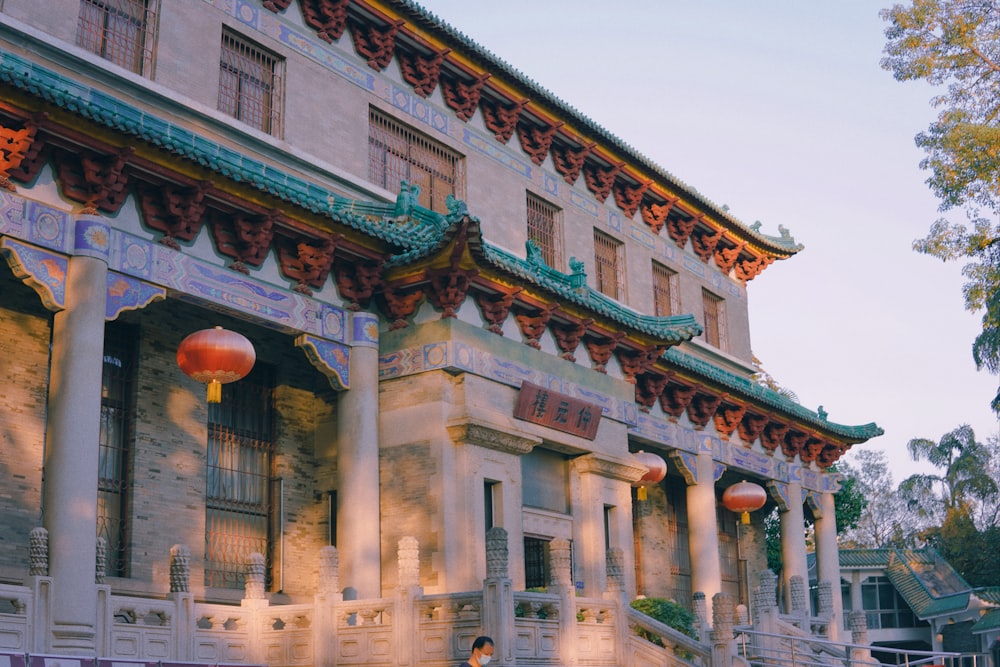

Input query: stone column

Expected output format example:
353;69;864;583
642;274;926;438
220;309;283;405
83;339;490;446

814;490;843;640
686;450;722;620
551;538;577;667
41;213;110;653
483;527;515;666
775;480;808;612
337;312;381;598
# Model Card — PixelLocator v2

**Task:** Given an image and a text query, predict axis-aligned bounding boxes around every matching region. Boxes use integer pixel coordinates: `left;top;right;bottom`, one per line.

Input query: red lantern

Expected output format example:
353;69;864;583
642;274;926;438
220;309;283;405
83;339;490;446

722;480;767;524
633;451;667;501
177;326;256;403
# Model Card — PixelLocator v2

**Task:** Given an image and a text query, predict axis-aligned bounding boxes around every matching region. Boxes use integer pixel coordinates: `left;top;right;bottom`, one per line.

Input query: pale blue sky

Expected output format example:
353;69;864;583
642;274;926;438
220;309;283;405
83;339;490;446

413;0;1000;481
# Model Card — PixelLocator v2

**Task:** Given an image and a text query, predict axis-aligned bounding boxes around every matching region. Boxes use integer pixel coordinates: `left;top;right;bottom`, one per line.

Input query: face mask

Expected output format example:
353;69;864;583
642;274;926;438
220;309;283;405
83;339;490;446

478;655;492;666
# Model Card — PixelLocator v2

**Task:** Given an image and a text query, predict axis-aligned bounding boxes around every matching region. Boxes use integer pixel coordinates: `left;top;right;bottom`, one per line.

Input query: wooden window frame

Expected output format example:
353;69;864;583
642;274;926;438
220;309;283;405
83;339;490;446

594;229;626;300
526;192;563;269
76;0;158;76
218;28;285;137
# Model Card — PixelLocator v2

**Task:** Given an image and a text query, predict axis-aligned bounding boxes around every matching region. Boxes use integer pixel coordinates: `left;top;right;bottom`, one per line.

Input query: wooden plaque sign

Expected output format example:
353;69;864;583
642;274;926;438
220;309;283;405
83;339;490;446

513;381;602;440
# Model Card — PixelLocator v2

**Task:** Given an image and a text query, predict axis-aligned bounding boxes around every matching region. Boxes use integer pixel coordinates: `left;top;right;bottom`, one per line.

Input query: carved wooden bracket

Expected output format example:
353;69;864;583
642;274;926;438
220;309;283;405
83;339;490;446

514;303;557;349
301;0;349;42
583;161;622;203
551;140;594;185
0;117;41;191
351;18;404;71
691;225;723;263
660;382;696;421
550;317;592;362
714;241;745;273
760;422;789;456
640;197;674;235
615;345;664;384
474;287;521;335
635;372;669;412
262;0;293;11
714;402;747;439
665;211;698;249
210;209;279;274
441;72;489;122
137;181;212;249
818;442;847;468
583;332;623;374
379;283;424;330
800;437;826;464
56;146;134;213
613;179;650;218
517;121;562;166
687;392;721;430
480;96;528;144
782;429;808;461
735;255;774;282
738;412;768;446
277;233;340;294
397;47;450;98
334;257;382;311
426;265;478;318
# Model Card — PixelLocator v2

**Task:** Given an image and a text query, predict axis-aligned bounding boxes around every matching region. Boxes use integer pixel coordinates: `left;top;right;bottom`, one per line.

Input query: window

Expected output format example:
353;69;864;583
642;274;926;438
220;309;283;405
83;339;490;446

218;29;284;136
98;322;138;578
594;229;626;300
526;193;563;268
368;107;465;213
205;365;276;589
77;0;157;75
521;448;570;514
652;261;679;317
524;536;551;589
485;480;499;532
860;576;927;629
701;288;727;350
664;481;691;607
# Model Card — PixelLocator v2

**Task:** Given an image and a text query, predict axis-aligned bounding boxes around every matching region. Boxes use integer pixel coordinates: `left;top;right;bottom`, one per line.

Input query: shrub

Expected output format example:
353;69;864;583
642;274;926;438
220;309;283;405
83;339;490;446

629;597;698;646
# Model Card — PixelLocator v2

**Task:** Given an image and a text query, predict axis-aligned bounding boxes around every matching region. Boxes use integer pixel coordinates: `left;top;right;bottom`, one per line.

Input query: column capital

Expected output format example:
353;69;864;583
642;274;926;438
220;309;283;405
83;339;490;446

73;214;111;263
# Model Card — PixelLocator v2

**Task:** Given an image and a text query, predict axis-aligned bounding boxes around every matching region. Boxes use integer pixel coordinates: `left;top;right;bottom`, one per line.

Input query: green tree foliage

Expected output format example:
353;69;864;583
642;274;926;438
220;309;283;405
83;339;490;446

904;424;998;515
882;1;1000;410
629;597;698;645
838;449;929;547
923;506;1000;587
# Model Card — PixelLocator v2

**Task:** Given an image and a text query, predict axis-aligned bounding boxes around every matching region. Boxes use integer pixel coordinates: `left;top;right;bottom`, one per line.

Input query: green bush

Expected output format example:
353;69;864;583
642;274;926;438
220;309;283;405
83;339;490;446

629;597;698;646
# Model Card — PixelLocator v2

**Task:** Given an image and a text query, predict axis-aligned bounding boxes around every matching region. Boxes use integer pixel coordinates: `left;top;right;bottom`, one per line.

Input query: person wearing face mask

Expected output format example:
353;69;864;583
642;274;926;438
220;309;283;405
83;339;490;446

460;635;494;667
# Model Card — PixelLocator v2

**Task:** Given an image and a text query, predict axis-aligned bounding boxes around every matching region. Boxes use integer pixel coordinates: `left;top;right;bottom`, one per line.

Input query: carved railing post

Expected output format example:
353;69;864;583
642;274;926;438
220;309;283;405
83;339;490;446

395;537;421;667
692;592;709;641
550;538;577;667
315;545;341;667
483;527;514;665
29;526;49;576
95;536;107;584
170;544;191;593
711;592;737;667
849;611;874;666
752;570;780;661
789;574;808;627
604;547;629;667
168;544;193;661
243;552;267;601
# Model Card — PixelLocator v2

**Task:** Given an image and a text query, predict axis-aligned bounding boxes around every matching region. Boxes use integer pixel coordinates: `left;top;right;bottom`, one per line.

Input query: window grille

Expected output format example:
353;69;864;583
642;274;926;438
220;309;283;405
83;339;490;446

526;193;563;269
218;29;284;136
523;536;550;589
368;108;465;213
652;261;679;317
205;365;276;589
98;322;138;578
76;0;158;76
701;289;727;350
593;229;626;300
664;482;692;607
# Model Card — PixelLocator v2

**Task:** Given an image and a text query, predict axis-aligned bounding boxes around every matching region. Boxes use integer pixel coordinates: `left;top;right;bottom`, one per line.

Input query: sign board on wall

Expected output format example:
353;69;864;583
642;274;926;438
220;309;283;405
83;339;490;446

513;381;601;440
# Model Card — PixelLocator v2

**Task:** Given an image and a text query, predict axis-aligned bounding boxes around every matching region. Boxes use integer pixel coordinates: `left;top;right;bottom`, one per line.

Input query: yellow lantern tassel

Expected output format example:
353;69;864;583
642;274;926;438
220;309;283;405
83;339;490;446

741;511;750;525
637;486;648;501
207;380;222;403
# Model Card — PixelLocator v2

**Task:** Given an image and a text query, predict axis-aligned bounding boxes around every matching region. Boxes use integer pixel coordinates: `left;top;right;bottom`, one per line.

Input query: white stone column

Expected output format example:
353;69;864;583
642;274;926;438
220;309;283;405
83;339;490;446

777;480;808;612
814;490;843;640
42;214;110;653
337;311;381;599
686;450;722;619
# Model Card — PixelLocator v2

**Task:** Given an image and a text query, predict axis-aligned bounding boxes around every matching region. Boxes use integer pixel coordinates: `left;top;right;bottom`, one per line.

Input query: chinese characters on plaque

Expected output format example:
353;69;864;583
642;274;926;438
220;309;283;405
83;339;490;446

513;381;601;440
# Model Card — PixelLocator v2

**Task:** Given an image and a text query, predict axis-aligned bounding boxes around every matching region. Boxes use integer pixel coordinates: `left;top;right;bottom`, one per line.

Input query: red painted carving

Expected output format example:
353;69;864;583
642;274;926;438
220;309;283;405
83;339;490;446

584;332;624;374
474;287;522;334
551;140;595;185
262;0;292;11
515;304;557;349
818;442;847;468
760;422;789;456
210;209;279;274
782;430;808;461
334;258;382;310
691;226;723;263
660;382;696;421
714;241;745;273
137;181;212;248
640;198;674;234
441;72;489;122
480;97;528;144
800;437;826;464
56;147;134;213
665;212;697;249
583;161;622;203
397;48;450;97
427;266;478;318
714;402;747;439
351;18;404;71
613;179;650;218
615;345;663;384
517;122;562;166
301;0;349;42
379;284;424;330
738;412;768;446
635;372;669;412
278;234;340;294
687;392;721;430
0;119;39;191
550;318;592;362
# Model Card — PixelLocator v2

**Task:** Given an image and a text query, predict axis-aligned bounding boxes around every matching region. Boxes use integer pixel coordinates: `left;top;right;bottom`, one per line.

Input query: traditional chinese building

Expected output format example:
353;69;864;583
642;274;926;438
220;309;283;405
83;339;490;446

0;1;882;665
